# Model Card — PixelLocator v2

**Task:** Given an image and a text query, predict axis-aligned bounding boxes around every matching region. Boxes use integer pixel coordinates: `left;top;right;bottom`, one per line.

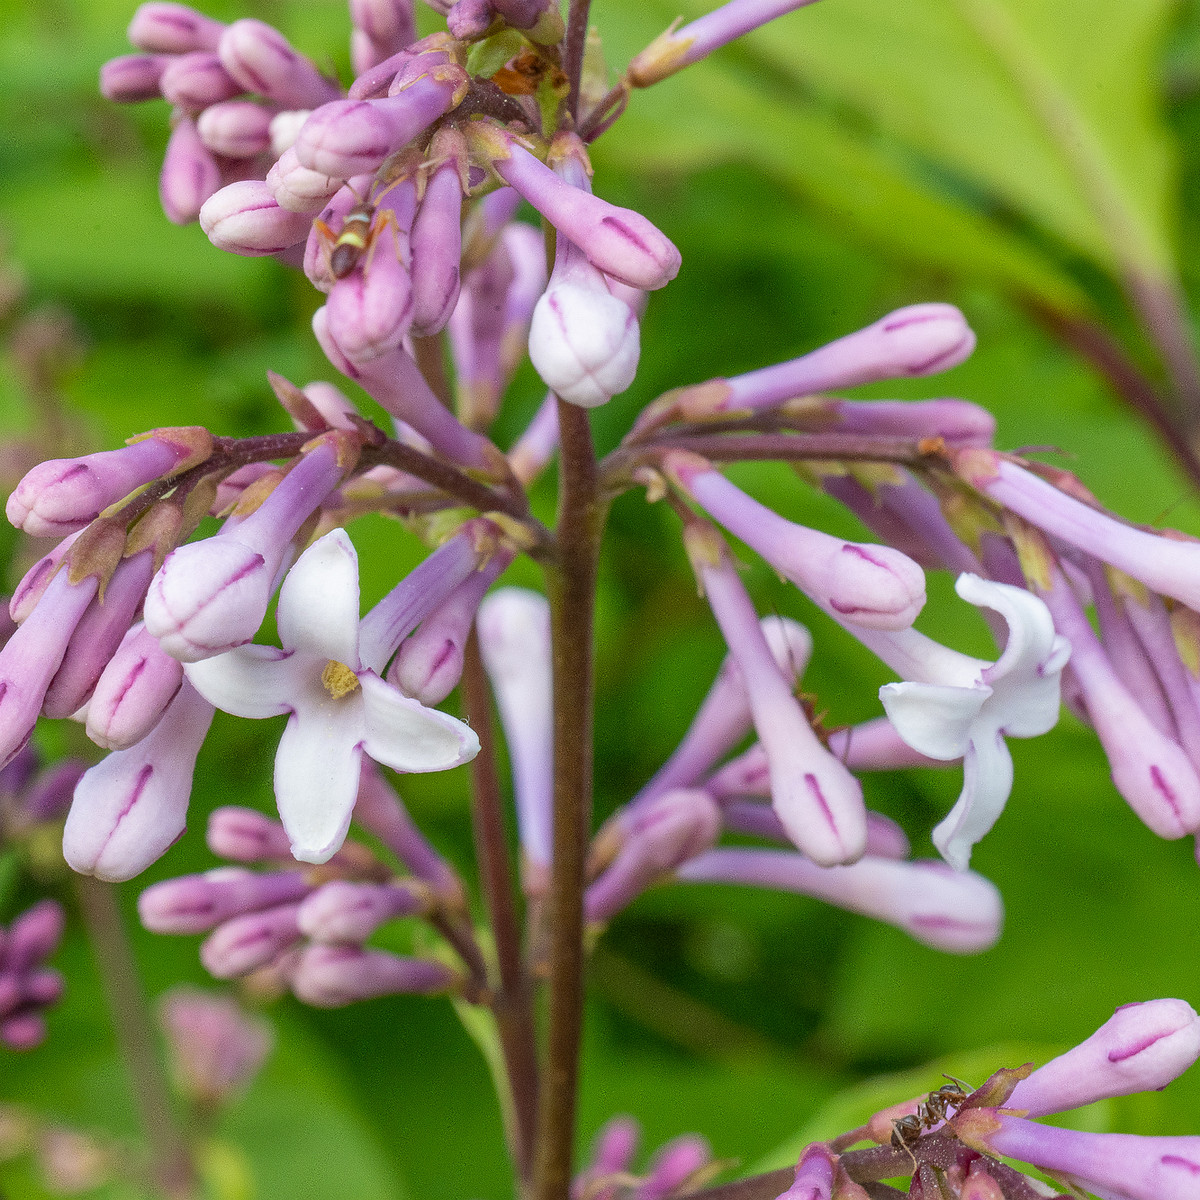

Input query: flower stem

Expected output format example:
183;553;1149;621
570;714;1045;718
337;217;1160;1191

74;875;194;1200
463;628;540;1185
563;0;593;121
532;400;603;1200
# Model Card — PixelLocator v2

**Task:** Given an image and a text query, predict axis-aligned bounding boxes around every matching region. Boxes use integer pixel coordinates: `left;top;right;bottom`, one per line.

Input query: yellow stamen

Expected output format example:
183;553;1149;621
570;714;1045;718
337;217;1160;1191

321;660;360;699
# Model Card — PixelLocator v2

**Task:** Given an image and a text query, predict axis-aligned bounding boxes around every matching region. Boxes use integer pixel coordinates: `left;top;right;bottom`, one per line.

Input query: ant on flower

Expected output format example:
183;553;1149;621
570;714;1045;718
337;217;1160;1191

891;1076;972;1165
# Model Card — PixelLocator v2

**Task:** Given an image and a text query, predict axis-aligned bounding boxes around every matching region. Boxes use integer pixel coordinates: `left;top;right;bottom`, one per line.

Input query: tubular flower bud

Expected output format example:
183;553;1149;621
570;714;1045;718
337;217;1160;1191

217;19;341;108
672;456;927;630
0;900;66;1050
637;1135;713;1200
86;622;185;750
139;867;311;933
200;901;304;978
63;681;216;881
269;148;345;215
325;216;413;362
409;148;466;336
297;879;429;943
160;114;221;225
8;433;203;538
478;130;681;291
586;789;721;924
775;1144;836;1200
160;51;243;108
478;588;553;886
1007;999;1200;1116
207;806;297;862
100;54;169;102
678;850;1003;953
697;537;866;866
200;179;315;255
197;100;274;158
158;987;273;1107
294;70;467;179
144;435;348;662
573;1117;640;1200
391;550;512;705
349;0;417;73
128;3;226;53
290;945;456;1006
184;530;479;864
628;0;820;87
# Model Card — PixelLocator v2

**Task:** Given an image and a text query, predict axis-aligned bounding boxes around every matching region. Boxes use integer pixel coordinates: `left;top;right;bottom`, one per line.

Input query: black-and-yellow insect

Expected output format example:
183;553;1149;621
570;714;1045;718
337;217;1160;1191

313;157;415;281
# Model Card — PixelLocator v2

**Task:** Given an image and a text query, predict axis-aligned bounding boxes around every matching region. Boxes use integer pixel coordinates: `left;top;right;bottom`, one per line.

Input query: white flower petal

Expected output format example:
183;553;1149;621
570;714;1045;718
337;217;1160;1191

879;680;990;760
276;528;361;665
273;700;364;863
359;671;480;772
185;644;299;718
932;725;1014;872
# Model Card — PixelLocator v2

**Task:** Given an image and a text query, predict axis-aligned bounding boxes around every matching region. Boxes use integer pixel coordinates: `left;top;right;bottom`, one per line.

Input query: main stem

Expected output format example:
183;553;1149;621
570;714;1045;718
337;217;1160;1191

463;629;541;1185
532;400;601;1200
74;875;194;1200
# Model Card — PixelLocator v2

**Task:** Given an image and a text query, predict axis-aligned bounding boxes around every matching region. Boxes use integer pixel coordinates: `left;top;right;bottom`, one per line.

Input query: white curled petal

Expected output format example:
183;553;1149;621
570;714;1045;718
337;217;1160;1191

879;680;990;760
273;701;364;863
276;529;361;664
358;672;480;772
185;645;299;718
931;725;1015;872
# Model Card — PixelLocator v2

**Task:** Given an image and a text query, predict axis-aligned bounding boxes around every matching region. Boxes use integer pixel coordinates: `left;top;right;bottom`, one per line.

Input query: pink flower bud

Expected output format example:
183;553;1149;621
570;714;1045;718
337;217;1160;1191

200;179;314;255
139;867;310;933
776;1144;835;1200
325;217;413;362
268;147;343;214
218;19;341;108
290;945;455;1006
349;0;417;68
207;805;293;861
128;3;226;53
100;54;168;102
410;155;464;335
160;51;242;108
1007;999;1200;1116
63;681;216;881
87;623;185;750
296;879;427;943
160;115;221;225
200;901;303;978
9;532;80;624
637;1136;711;1200
197;99;274;157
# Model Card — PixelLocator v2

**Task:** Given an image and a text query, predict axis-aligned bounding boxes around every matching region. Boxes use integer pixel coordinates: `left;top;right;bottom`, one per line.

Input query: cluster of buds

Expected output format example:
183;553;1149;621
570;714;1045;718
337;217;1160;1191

139;763;477;1007
775;998;1200;1199
0;900;65;1050
573;1118;720;1199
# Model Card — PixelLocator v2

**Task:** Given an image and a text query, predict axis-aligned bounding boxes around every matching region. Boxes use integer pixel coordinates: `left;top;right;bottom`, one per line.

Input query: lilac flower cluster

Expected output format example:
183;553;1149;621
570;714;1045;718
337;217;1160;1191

780;999;1200;1199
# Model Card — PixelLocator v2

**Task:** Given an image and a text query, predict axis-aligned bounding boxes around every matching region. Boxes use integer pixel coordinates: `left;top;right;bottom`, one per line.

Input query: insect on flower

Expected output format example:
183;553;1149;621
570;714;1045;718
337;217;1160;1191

313;155;416;281
891;1076;972;1165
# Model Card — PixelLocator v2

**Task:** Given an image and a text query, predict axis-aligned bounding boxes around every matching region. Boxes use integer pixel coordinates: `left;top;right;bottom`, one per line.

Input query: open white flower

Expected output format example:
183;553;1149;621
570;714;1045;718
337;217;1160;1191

184;529;479;864
873;574;1071;871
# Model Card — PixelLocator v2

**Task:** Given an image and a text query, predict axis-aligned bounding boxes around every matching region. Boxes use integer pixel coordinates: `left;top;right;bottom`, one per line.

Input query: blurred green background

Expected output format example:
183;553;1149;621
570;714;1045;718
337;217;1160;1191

4;0;1200;1195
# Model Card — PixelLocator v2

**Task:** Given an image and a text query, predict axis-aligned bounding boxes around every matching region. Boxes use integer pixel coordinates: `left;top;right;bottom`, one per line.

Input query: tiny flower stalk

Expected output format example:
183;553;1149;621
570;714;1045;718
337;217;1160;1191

687;522;868;866
669;452;927;629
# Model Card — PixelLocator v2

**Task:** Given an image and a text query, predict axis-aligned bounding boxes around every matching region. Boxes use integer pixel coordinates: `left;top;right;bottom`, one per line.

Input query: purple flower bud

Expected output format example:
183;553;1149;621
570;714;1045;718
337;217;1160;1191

218;20;341;108
158;987;273;1106
0;567;98;767
954;1110;1200;1200
826;716;949;771
200;901;303;978
674;456;927;630
19;760;88;825
509;391;560;485
410;151;465;336
0;900;65;1049
128;3;226;53
200;179;314;254
775;1144;835;1200
268;147;344;215
390;553;512;704
482;131;680;291
86;622;185;750
717;792;911;860
139;866;310;933
628;0;819;86
7;436;198;538
100;54;168;102
529;237;641;407
63;681;215;880
1037;563;1200;838
820;398;994;448
160;115;222;225
1007;999;1200;1116
347;50;413;100
679;850;1003;953
3;900;66;974
197;99;274;158
207;805;293;861
325;217;413;362
490;0;559;33
574;1117;640;1200
268;108;311;153
144;436;346;661
698;540;866;865
294;70;467;178
297;879;428;943
445;0;493;37
160;51;243;108
586;790;721;923
352;762;465;905
629;1137;711;1200
10;533;80;624
349;0;417;71
42;549;156;719
289;944;456;1006
313;310;498;471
